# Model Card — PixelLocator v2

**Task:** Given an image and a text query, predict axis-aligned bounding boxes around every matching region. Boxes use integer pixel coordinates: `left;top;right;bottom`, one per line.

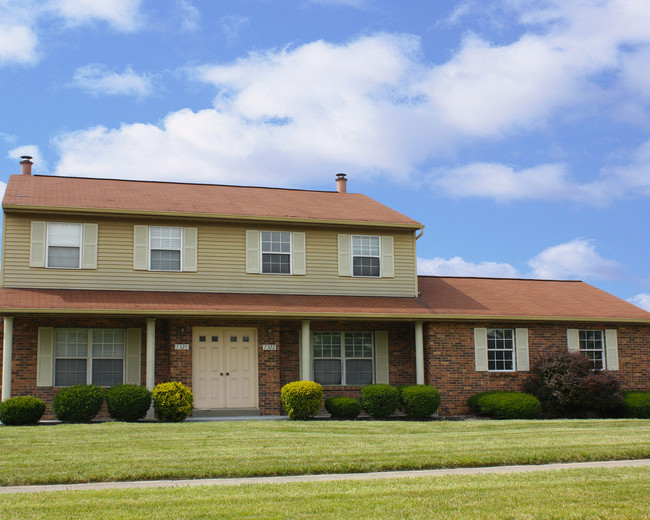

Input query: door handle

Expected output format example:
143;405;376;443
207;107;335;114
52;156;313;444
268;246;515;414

226;372;230;376
220;372;223;376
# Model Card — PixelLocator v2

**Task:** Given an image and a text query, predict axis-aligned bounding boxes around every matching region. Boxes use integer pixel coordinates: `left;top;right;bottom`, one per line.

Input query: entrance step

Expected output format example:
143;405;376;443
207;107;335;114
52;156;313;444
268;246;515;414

192;408;261;418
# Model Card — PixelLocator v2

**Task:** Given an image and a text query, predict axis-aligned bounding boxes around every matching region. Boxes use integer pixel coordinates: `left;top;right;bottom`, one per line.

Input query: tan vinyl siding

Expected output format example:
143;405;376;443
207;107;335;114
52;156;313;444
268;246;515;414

3;214;418;297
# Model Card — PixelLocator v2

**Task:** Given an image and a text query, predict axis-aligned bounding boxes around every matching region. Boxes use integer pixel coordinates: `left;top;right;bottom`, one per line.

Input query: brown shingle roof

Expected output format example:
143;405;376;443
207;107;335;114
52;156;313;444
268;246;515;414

2;175;422;228
0;277;648;322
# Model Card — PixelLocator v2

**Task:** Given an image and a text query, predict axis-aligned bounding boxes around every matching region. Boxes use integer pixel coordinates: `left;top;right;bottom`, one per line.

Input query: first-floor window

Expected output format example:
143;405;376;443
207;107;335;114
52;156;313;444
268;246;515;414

313;331;373;385
54;329;125;386
487;328;514;371
579;330;604;369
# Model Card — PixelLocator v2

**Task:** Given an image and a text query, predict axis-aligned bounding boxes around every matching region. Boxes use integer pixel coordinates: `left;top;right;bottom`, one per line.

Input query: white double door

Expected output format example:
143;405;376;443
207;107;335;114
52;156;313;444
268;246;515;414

193;327;258;409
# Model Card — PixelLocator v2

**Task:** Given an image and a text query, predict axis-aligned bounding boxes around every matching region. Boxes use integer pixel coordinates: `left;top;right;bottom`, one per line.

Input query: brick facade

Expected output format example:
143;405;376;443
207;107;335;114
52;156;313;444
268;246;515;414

1;315;648;418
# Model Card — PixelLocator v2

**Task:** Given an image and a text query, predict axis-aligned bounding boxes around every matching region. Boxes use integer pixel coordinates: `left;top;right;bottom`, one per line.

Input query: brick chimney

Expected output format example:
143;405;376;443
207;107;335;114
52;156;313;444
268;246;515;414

20;156;33;176
336;173;347;193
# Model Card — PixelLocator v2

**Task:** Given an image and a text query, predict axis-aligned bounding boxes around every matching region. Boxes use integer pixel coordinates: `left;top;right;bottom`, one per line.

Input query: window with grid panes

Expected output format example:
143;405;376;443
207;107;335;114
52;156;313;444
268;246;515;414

47;223;82;268
487;328;515;371
352;235;380;277
313;332;373;385
579;330;605;369
54;329;125;386
261;231;291;274
150;226;182;271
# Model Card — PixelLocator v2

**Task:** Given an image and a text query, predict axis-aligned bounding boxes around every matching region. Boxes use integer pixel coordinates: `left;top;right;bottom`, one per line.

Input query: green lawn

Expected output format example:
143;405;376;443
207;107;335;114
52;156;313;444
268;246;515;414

1;467;648;519
1;419;649;486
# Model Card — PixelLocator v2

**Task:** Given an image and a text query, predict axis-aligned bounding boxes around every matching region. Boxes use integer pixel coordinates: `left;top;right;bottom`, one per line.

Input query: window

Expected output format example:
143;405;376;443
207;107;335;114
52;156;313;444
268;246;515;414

47;223;82;268
352;235;380;277
487;328;515;371
261;231;291;274
150;226;182;271
54;329;125;387
579;330;605;369
313;332;373;386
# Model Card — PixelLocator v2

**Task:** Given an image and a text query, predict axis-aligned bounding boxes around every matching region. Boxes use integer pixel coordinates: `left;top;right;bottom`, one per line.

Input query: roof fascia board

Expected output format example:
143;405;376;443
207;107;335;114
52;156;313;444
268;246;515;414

1;307;648;323
2;205;423;230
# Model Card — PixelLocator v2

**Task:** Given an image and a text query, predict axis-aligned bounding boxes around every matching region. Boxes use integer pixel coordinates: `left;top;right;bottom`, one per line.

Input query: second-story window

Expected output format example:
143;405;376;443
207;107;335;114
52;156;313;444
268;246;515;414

352;235;380;277
150;226;182;271
261;231;291;274
47;223;82;268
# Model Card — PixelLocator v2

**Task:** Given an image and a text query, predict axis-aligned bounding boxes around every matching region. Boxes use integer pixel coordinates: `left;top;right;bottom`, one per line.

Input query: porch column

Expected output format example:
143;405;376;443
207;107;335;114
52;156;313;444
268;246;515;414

1;316;13;401
146;318;156;390
300;320;311;381
415;321;424;385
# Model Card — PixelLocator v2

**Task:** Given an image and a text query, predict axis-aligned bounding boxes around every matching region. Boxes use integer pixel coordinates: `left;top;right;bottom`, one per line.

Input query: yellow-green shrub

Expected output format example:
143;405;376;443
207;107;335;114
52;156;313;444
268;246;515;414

281;381;323;420
152;382;193;422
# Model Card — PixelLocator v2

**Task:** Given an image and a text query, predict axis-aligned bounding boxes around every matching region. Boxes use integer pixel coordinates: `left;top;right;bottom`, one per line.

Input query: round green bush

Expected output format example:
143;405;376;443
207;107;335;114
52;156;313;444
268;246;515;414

400;385;441;418
281;381;323;420
152;382;193;422
0;396;46;426
621;391;650;418
474;391;542;420
52;384;104;423
325;396;362;419
106;384;152;422
360;384;399;418
467;391;499;414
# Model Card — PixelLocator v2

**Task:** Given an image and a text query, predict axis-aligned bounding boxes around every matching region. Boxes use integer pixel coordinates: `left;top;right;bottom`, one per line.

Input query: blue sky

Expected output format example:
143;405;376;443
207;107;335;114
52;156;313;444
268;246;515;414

1;0;649;310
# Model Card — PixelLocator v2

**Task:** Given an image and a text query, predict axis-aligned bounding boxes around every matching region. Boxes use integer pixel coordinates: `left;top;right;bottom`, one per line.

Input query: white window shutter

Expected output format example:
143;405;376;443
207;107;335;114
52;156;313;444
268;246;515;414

125;328;142;384
36;327;54;387
605;329;619;371
515;328;529;371
246;230;260;273
567;329;580;352
182;227;198;272
381;236;394;278
30;221;46;268
338;234;351;276
133;225;149;270
474;328;488;371
81;223;98;269
292;232;306;275
374;331;389;384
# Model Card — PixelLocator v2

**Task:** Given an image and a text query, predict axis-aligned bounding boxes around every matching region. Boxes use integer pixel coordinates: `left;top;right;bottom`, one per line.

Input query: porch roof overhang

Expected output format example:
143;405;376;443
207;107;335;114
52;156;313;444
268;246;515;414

0;281;649;323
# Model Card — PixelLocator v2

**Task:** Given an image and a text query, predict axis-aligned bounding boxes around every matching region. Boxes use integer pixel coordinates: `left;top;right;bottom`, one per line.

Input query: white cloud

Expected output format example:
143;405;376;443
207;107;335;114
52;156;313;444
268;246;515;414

48;0;143;31
528;238;622;280
0;181;7;201
179;0;199;31
628;294;650;312
418;257;520;278
218;15;250;46
72;64;154;96
7;144;48;174
0;22;38;65
52;2;650;190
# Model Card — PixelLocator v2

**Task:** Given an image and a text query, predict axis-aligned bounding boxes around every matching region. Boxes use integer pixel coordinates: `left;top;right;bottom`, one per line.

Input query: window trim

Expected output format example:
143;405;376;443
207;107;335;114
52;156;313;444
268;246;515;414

486;328;516;372
578;329;606;370
351;235;381;278
53;328;126;387
149;225;183;272
260;230;292;275
312;331;374;386
45;222;82;269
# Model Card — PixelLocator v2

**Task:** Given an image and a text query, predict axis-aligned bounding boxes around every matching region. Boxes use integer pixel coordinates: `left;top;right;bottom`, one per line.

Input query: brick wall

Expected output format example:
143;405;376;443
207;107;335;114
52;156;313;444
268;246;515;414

425;321;650;415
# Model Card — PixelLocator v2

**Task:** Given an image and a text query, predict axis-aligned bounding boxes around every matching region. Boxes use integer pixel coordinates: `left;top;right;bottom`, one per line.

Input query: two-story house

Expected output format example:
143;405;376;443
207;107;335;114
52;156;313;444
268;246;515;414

1;158;649;417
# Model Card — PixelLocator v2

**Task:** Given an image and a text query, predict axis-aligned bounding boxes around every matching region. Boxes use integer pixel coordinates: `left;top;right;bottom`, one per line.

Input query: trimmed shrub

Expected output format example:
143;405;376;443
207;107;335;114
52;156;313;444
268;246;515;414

467;391;499;414
473;392;542;420
106;384;152;422
152;382;193;422
52;384;104;423
621;391;650;418
325;397;361;419
400;385;441;419
281;381;323;420
0;396;46;426
525;352;622;417
360;384;399;418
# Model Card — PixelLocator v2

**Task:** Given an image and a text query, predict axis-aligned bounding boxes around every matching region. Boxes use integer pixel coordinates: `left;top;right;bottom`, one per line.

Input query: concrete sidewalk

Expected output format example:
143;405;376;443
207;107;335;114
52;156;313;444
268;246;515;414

1;459;648;495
